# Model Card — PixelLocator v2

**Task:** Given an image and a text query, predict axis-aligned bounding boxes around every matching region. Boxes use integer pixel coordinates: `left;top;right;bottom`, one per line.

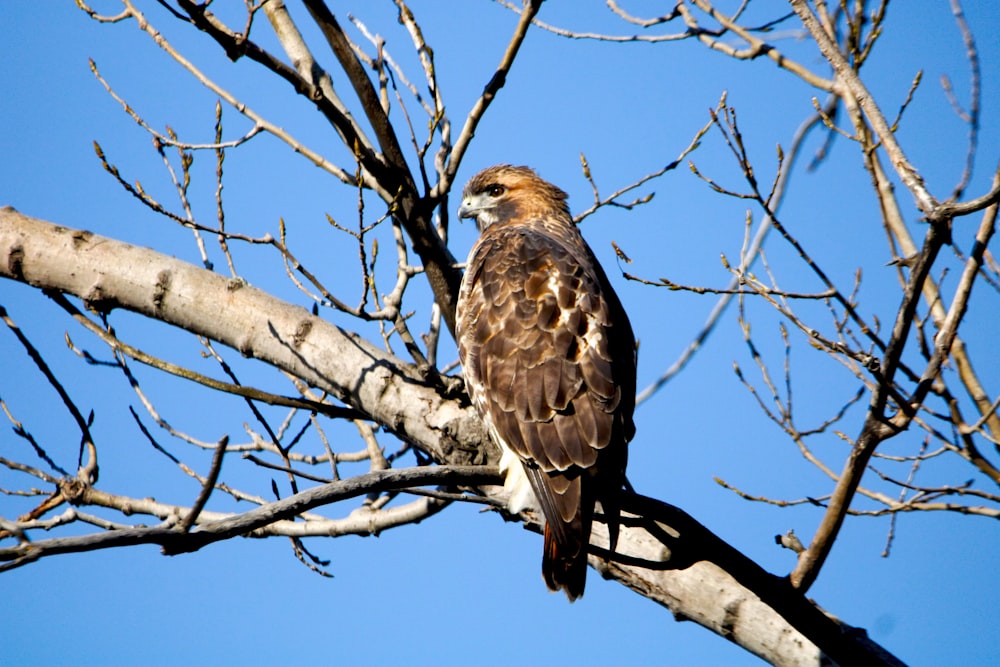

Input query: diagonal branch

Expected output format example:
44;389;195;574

789;0;937;214
300;0;412;192
435;0;545;198
0;306;96;478
178;435;229;532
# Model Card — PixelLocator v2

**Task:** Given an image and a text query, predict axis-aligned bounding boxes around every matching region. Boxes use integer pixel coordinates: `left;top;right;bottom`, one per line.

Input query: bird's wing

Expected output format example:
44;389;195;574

459;224;632;550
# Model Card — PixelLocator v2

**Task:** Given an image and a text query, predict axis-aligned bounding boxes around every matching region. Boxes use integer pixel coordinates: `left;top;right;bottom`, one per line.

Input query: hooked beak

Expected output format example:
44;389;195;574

457;191;493;227
456;198;477;222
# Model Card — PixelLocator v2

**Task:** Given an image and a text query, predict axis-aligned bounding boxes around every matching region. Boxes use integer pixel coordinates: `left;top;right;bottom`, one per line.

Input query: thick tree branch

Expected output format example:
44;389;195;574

607;493;905;667
0;207;483;467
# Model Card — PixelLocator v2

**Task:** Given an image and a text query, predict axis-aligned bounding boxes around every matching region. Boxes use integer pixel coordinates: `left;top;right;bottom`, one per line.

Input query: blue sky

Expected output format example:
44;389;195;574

2;2;999;665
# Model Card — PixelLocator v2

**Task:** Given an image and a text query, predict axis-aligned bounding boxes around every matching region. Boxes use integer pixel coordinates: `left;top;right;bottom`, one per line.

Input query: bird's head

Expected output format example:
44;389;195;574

458;165;570;231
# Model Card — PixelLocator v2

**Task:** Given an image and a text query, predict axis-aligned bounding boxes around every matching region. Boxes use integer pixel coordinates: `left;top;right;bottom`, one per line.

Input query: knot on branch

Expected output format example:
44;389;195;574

440;418;495;467
59;477;89;506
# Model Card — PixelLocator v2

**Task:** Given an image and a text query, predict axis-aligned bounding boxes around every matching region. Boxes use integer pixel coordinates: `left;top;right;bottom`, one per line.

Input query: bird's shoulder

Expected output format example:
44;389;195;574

467;216;596;285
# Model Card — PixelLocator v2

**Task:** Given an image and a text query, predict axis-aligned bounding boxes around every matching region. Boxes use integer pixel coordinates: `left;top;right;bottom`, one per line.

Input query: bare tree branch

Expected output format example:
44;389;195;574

0;465;500;569
435;0;544;198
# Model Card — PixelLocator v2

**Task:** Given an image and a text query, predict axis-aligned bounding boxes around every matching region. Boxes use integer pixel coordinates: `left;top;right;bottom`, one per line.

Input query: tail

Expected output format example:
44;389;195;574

524;465;593;601
542;520;589;601
540;479;622;601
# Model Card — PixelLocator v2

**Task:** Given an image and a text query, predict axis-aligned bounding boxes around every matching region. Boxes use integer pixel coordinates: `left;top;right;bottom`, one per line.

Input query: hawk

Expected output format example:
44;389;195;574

455;165;636;600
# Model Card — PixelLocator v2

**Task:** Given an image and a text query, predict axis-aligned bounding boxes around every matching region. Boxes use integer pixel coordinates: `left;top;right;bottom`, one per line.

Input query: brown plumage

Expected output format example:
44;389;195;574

455;165;636;600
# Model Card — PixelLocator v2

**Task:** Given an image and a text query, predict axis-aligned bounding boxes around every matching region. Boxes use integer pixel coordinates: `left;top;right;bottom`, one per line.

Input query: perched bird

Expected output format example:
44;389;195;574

455;165;637;600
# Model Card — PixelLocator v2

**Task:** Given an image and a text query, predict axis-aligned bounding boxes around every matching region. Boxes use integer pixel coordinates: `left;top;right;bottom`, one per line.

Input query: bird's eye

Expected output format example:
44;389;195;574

486;184;505;197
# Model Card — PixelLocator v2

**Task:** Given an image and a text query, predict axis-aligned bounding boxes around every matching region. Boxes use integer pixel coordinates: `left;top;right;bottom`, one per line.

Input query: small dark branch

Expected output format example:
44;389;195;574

290;536;334;577
278;218;364;317
852;502;1000;518
888;70;923;133
0;305;96;479
943;0;981;201
689;160;755;199
868;462;986;501
881;436;930;557
92;140;209;230
606;0;681;28
179;435;229;532
129;406;182;465
716;477;827;508
88;57;263;153
574;112;713;223
807;95;841;171
438;0;544;196
625;274;837;300
799;386;866;437
732;359;782;427
494;0;692;44
399;486;504;508
243;454;331;485
737;300;787;424
49;291;360;420
0;399;70;478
